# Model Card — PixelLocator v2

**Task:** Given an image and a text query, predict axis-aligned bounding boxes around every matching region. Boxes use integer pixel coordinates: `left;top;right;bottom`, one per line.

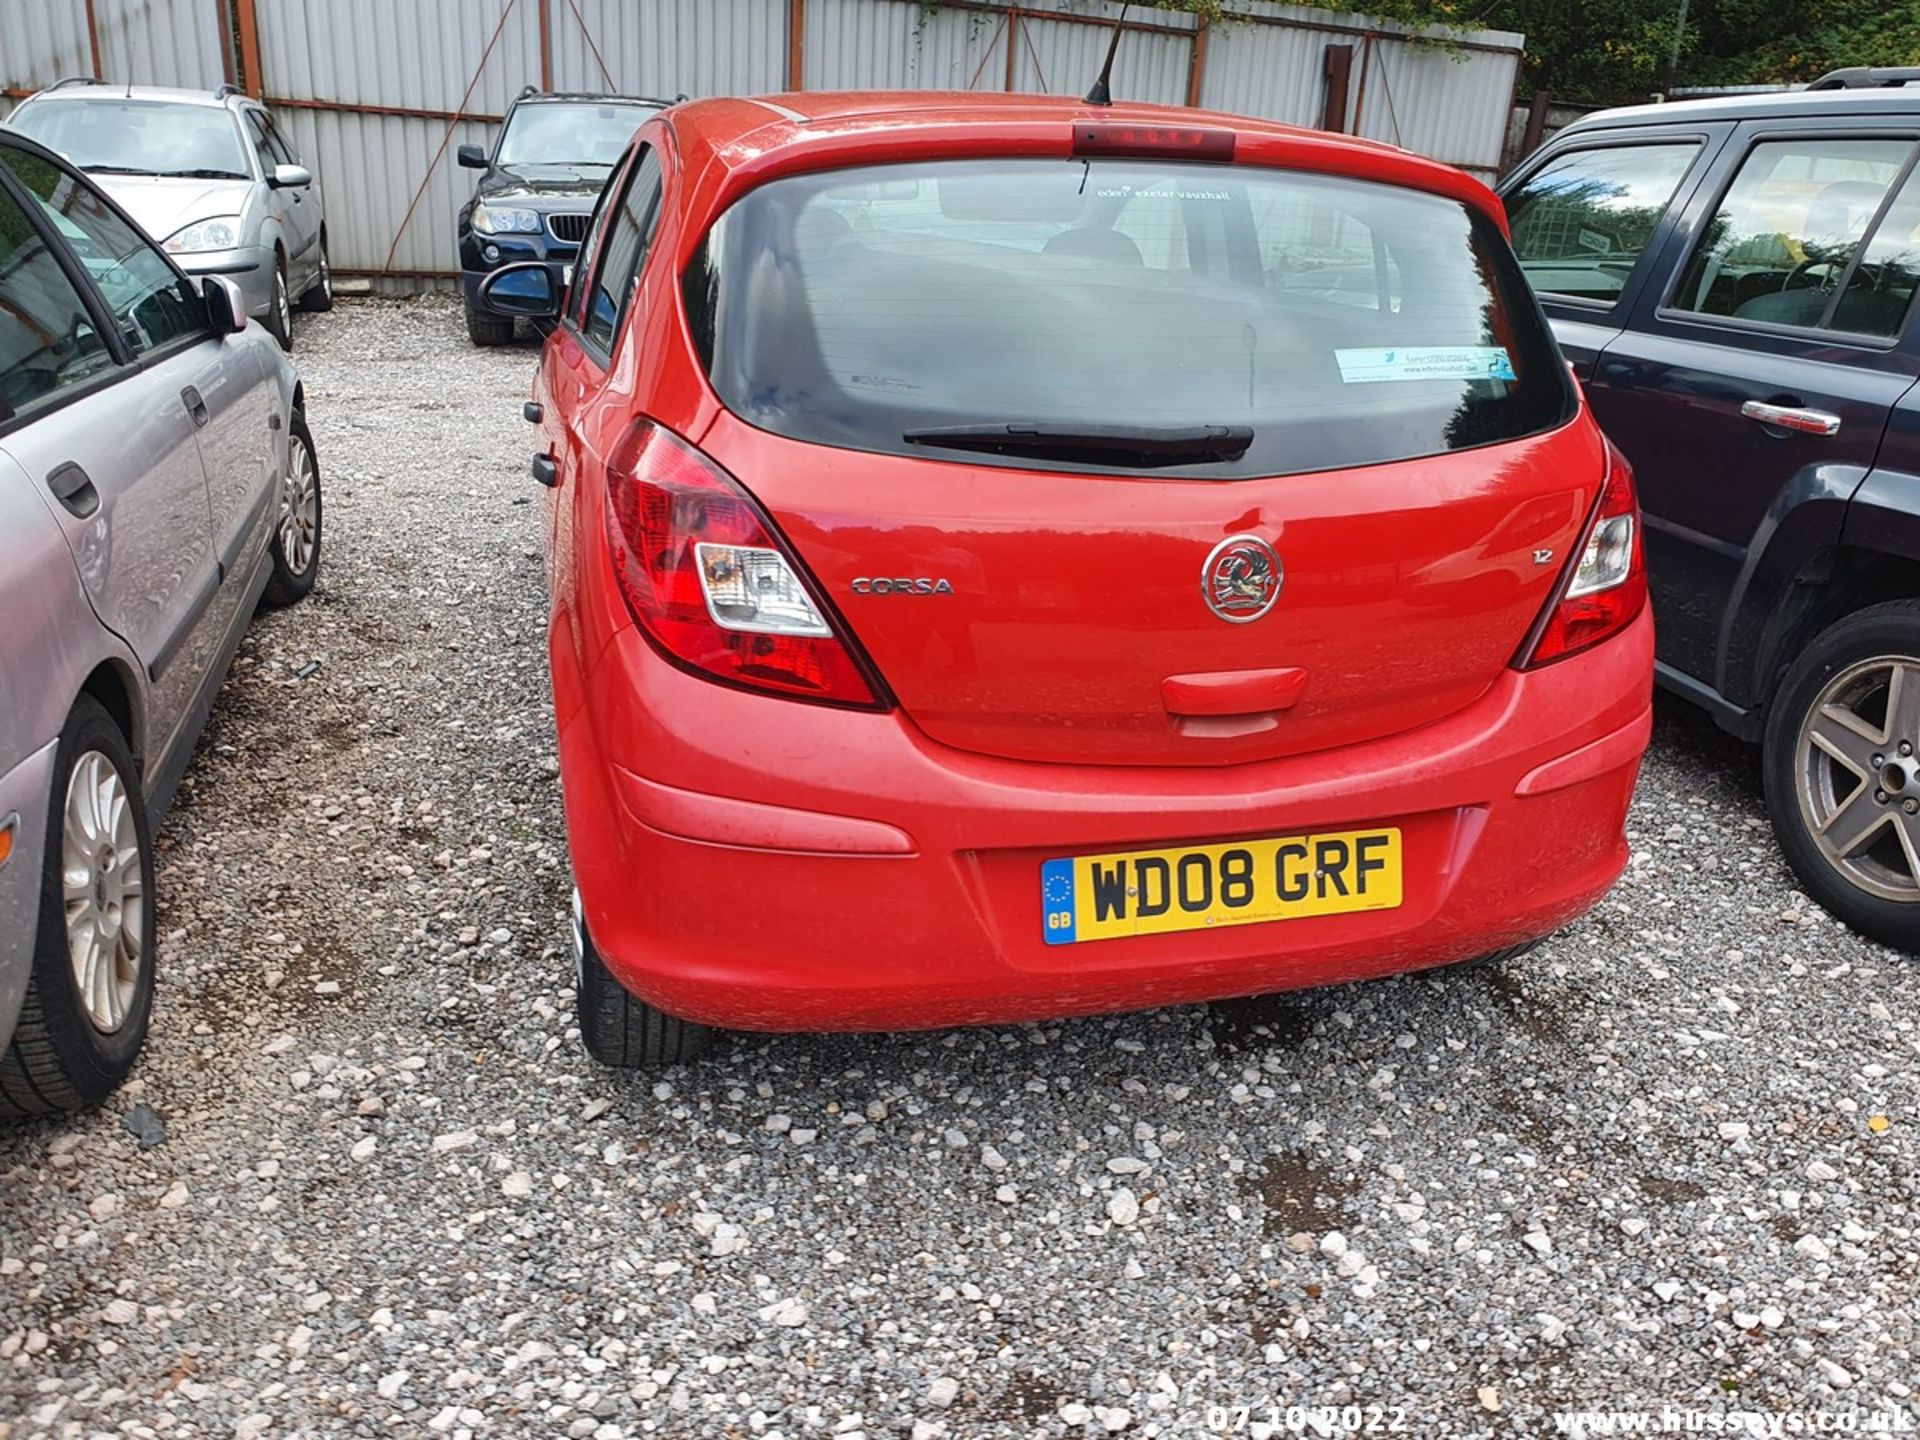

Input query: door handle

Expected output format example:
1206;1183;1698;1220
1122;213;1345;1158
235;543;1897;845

46;462;99;518
1741;400;1841;436
531;452;559;487
181;385;209;428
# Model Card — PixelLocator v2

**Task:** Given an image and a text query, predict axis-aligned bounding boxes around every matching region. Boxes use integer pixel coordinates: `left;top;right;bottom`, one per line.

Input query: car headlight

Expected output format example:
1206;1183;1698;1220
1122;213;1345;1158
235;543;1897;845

163;216;244;254
472;205;542;236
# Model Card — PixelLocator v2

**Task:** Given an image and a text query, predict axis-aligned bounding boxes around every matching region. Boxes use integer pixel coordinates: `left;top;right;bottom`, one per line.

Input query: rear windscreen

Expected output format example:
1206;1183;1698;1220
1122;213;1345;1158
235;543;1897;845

684;158;1575;478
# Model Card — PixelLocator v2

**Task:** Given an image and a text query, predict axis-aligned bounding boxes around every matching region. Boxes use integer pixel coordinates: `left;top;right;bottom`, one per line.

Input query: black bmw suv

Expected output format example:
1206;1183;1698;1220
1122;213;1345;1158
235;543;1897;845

1501;67;1920;950
456;88;667;346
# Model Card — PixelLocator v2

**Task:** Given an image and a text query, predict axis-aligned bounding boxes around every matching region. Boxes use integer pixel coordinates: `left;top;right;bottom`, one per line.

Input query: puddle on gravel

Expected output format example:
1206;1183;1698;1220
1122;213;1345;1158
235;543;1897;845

991;1371;1067;1425
1638;1174;1709;1205
1478;963;1568;1046
1206;992;1324;1053
1241;1149;1359;1238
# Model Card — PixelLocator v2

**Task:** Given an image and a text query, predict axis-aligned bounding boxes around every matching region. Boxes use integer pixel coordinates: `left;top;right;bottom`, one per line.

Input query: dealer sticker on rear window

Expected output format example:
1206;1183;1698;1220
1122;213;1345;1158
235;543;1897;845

1334;346;1517;384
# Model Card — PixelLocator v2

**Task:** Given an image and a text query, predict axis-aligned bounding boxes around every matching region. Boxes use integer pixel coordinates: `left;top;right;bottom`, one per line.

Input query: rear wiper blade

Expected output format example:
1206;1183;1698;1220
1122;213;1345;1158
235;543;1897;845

903;422;1253;466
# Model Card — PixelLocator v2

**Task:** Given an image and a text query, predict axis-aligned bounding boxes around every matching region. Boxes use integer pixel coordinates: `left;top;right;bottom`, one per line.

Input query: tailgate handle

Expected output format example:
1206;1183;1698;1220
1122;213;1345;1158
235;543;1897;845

1162;667;1308;717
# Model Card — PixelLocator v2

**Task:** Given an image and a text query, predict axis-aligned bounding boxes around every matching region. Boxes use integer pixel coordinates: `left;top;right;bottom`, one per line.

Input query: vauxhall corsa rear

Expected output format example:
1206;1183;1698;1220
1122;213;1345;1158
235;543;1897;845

502;93;1656;1065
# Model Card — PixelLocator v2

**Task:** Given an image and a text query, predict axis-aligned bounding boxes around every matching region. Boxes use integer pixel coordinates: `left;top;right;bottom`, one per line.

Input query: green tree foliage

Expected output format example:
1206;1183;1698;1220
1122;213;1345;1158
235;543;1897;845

932;0;1920;107
1324;0;1920;103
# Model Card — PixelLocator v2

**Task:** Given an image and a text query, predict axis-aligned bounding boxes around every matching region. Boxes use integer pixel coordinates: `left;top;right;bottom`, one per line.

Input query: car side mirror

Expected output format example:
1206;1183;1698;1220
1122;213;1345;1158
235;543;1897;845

457;144;488;169
269;162;312;189
202;275;249;335
477;262;561;319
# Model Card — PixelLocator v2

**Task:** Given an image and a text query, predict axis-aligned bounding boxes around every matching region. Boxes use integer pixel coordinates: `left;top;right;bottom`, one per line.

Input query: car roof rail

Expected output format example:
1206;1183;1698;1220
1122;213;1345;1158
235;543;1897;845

47;74;103;91
1807;66;1920;91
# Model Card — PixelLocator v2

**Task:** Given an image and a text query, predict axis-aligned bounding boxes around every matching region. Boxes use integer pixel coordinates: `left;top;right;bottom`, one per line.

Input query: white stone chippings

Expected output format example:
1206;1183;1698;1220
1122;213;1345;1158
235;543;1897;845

0;300;1903;1430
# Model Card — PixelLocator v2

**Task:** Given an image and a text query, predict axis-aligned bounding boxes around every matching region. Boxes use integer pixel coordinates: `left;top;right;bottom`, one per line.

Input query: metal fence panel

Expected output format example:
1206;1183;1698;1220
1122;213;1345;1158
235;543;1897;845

1;1;98;107
1013;9;1191;104
271;105;491;277
1198;13;1324;127
551;0;786;99
16;0;1520;281
1200;4;1521;179
96;0;229;91
257;0;543;116
1;0;226;118
1348;38;1520;178
803;0;1004;92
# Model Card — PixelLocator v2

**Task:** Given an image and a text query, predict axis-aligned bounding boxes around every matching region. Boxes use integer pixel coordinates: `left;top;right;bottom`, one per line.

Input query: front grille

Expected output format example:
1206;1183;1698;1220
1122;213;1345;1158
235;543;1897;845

546;212;591;244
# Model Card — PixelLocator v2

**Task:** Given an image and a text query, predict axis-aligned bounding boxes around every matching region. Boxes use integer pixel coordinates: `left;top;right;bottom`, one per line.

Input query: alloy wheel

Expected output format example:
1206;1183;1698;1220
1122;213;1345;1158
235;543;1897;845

279;436;318;576
62;752;145;1033
276;266;291;337
1796;654;1920;902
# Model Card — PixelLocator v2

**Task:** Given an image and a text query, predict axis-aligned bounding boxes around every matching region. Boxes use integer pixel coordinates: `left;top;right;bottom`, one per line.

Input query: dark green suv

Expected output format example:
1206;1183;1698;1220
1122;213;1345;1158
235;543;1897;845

1502;67;1920;950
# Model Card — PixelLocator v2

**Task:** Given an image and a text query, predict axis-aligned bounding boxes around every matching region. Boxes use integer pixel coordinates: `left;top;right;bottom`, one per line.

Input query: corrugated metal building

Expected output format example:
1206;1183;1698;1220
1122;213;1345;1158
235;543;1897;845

0;0;1524;285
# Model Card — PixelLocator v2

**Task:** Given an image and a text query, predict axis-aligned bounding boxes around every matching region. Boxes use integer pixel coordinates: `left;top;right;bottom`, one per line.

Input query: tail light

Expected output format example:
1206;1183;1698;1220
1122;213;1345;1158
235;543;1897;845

1517;439;1647;669
601;421;887;708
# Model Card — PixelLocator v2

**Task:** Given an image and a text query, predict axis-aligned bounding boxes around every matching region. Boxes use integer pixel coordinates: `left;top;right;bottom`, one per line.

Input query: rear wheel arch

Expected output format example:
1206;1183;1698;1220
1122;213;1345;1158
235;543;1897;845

1751;546;1920;722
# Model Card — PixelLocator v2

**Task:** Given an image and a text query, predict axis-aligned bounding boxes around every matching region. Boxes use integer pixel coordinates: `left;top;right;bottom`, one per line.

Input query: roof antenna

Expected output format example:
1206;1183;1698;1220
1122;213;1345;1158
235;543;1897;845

1083;3;1130;106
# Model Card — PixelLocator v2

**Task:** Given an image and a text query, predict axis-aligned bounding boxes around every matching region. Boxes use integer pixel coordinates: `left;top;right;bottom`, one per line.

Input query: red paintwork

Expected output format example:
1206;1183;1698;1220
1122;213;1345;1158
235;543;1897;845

533;92;1653;1033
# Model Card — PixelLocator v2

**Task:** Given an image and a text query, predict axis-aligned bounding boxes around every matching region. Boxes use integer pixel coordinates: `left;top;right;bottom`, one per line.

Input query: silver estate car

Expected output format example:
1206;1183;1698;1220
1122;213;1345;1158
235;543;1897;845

7;80;331;352
0;127;322;1114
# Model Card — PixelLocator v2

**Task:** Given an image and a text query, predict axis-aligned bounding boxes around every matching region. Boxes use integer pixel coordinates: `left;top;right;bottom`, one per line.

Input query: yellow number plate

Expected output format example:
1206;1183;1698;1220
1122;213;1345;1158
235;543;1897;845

1041;828;1402;945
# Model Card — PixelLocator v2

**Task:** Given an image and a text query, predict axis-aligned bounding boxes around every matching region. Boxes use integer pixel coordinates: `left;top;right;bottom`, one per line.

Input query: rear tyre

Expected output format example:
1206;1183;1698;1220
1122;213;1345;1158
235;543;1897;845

298;237;333;313
263;252;293;352
1764;600;1920;952
0;698;156;1116
574;898;711;1067
261;411;321;608
464;298;513;347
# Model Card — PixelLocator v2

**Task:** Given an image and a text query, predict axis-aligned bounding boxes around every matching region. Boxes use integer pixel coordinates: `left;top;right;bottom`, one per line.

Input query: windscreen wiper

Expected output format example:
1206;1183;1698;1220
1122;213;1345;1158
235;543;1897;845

81;164;152;175
159;168;249;179
902;422;1253;467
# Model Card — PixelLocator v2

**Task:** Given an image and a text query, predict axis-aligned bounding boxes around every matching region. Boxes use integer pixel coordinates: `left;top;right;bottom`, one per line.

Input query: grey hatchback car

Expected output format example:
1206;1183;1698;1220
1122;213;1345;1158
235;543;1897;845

7;81;331;352
0;126;322;1113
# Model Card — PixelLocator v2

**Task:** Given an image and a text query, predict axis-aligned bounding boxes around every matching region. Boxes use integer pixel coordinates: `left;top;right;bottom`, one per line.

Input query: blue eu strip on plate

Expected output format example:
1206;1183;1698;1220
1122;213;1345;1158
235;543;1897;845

1041;858;1077;945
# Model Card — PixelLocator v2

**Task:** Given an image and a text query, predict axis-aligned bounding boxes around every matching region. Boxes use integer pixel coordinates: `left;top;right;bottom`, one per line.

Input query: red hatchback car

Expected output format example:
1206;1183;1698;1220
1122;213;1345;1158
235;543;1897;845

485;92;1655;1066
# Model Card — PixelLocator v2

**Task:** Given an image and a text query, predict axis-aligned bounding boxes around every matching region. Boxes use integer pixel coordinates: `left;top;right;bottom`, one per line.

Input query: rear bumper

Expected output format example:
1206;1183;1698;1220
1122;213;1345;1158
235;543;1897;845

557;610;1653;1032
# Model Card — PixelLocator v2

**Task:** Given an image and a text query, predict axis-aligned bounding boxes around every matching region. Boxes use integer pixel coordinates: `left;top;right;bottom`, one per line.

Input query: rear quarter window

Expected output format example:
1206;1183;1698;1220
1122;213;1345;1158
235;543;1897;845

683;157;1574;479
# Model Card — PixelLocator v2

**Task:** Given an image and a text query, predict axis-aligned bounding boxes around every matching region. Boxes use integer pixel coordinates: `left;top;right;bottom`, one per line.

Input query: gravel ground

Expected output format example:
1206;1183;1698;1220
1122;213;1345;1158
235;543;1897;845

1;297;1915;1440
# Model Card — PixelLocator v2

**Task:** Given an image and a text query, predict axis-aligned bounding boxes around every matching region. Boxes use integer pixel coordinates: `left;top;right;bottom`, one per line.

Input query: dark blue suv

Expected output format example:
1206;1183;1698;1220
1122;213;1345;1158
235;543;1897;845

1502;68;1920;950
456;90;666;346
